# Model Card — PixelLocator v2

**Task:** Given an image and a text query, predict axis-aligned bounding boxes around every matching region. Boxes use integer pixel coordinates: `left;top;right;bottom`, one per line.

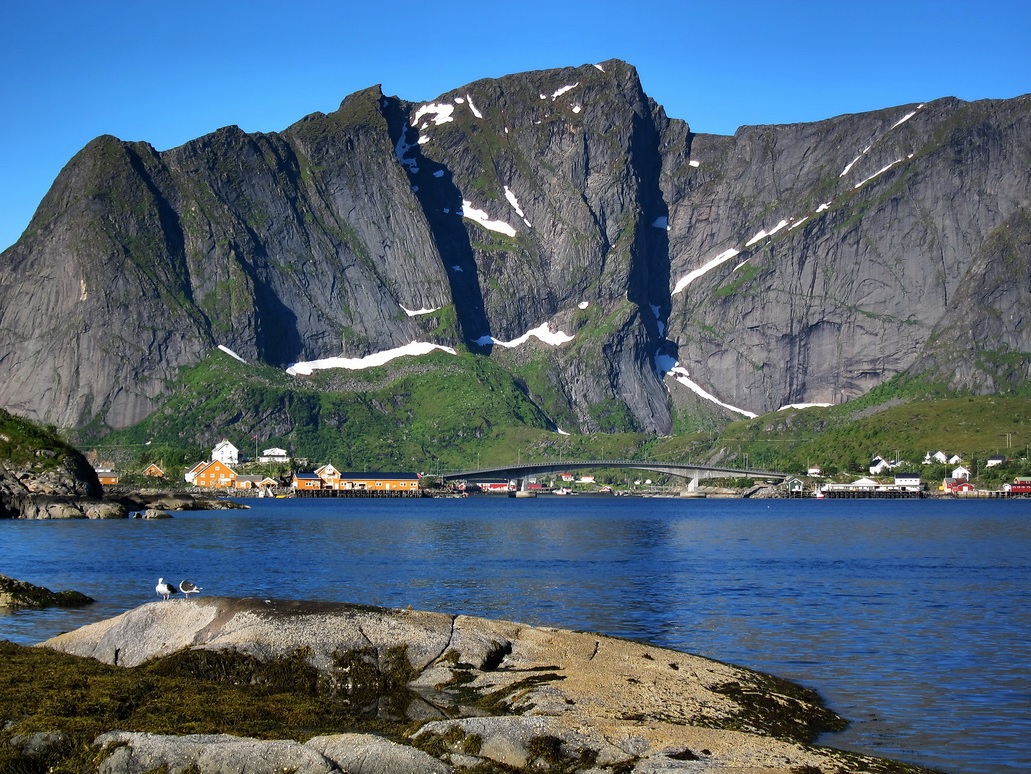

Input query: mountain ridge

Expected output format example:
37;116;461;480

1;59;1028;440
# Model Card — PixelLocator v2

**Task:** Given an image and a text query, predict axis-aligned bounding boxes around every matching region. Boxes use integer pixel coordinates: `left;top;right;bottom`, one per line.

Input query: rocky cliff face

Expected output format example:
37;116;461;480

0;60;1028;435
664;96;1031;416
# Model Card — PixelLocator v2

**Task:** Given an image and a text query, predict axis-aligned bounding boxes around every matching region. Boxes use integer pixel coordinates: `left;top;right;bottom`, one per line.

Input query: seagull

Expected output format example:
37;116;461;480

179;579;202;597
155;578;178;600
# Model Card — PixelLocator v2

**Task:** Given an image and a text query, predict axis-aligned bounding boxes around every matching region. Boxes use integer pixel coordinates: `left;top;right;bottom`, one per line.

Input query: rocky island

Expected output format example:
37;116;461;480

0;596;939;773
0;574;94;610
0;406;246;520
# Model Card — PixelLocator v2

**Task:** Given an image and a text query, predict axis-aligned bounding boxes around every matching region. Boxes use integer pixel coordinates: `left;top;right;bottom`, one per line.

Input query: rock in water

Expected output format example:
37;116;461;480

0;573;94;609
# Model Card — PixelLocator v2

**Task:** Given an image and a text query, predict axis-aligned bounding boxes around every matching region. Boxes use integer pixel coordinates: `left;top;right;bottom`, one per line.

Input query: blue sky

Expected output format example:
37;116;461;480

1;0;1028;252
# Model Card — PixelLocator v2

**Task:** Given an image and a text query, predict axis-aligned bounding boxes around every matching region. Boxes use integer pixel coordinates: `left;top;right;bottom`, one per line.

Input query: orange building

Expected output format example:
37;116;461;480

292;472;323;491
314;464;341;488
191;460;238;489
335;472;421;493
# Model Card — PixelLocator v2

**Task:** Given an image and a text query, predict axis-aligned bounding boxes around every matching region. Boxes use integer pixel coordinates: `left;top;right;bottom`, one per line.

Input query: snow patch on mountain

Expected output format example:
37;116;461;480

217;345;246;363
461;201;518;237
504;186;531;227
654;353;756;417
413;103;455;128
672;248;741;295
394;125;419;174
473;323;574;348
287;342;457;376
400;305;440;317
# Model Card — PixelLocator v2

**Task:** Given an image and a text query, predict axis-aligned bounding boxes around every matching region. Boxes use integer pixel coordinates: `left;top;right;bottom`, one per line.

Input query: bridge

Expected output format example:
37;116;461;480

436;459;790;493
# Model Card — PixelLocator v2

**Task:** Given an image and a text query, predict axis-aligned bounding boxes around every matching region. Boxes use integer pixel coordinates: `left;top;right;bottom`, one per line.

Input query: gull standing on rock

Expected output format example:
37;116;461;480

179;580;202;597
155;578;178;600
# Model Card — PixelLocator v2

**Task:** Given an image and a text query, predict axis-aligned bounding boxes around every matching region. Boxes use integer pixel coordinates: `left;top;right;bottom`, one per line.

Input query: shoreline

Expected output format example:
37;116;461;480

14;596;942;774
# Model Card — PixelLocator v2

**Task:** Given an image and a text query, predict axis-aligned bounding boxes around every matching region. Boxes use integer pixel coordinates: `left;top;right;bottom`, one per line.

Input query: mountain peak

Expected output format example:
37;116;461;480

0;62;1028;442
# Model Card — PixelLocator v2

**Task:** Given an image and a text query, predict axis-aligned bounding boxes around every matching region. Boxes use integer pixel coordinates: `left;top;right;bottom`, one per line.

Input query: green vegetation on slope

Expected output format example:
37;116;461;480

0;408;77;471
88;351;1031;488
92;349;623;475
647;375;1031;485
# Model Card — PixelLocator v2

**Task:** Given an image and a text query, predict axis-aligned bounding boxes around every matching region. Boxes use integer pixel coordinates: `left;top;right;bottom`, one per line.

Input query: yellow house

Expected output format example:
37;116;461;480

142;463;165;478
192;460;237;489
314;463;341;489
336;472;422;493
292;472;323;491
236;475;278;493
184;461;206;484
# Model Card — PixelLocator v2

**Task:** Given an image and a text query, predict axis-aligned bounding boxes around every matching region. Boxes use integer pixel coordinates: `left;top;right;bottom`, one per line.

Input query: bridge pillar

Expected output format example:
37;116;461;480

512;476;537;498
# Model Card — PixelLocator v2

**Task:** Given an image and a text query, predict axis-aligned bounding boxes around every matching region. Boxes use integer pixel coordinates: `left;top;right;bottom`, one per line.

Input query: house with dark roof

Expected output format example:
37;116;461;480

291;472;323;491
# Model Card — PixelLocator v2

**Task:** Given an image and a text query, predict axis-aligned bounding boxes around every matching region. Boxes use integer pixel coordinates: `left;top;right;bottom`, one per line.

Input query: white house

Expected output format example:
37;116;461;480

807;464;823;477
986;455;1007;467
822;476;880;494
894;472;922;491
923;451;949;465
259;447;290;463
952;465;971;480
948;454;964;465
211;439;239;466
869;456;895;475
184;461;206;484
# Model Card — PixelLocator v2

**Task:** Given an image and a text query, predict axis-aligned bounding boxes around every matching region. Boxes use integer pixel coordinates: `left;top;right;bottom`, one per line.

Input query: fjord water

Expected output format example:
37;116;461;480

2;497;1028;774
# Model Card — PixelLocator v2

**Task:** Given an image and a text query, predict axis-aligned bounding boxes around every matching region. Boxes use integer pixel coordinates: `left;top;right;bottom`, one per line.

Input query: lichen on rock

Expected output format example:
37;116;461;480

29;597;941;773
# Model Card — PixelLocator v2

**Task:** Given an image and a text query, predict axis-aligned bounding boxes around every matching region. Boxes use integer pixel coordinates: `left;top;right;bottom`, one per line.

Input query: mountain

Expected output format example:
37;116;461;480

0;60;1028;441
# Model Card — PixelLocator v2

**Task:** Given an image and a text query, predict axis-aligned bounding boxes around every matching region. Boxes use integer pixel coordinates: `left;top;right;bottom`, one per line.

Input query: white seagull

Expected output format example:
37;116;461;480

155;578;178;600
179;579;202;597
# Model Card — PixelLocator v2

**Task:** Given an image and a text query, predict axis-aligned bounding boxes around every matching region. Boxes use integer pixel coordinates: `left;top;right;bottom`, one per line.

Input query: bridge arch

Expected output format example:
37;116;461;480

437;460;788;492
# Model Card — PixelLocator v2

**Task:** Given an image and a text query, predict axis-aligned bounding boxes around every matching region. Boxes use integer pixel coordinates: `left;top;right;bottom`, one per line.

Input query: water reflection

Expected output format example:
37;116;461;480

1;497;1029;774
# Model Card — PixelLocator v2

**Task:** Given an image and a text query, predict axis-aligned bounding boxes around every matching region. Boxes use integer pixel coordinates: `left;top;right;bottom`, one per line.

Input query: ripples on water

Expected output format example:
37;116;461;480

1;497;1028;774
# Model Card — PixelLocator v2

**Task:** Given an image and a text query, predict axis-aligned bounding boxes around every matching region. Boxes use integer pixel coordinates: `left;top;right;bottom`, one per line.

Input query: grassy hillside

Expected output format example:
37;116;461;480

89;349;645;477
88;353;1031;488
647;376;1031;486
0;408;79;470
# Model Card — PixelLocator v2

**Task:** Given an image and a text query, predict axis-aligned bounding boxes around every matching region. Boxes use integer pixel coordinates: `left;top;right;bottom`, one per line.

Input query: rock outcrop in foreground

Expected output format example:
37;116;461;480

37;597;934;773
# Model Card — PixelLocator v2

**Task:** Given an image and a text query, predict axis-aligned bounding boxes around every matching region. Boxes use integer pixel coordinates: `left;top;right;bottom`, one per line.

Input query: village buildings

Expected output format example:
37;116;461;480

819;473;926;498
291;469;423;496
183;439;278;494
